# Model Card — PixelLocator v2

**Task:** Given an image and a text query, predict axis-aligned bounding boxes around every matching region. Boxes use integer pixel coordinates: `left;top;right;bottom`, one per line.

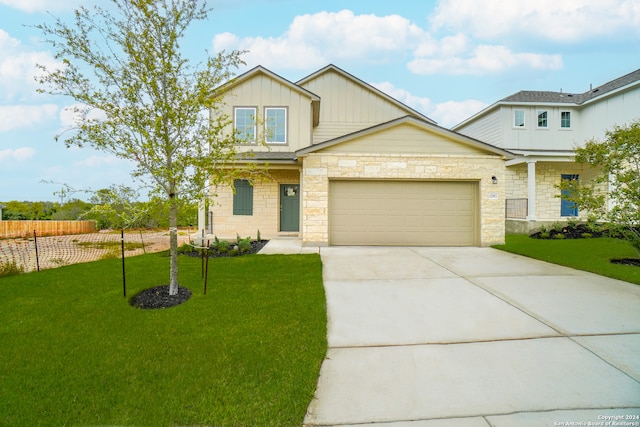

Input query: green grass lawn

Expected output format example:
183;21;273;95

0;252;327;426
493;234;640;285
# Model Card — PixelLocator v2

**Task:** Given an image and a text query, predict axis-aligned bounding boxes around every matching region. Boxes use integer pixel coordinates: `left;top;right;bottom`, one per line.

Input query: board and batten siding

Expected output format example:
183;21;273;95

456;108;502;148
300;69;411;143
221;74;313;151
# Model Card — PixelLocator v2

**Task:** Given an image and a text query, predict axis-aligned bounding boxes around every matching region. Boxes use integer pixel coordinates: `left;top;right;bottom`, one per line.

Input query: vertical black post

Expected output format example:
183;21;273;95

203;240;210;295
33;230;40;272
121;229;126;298
201;247;205;278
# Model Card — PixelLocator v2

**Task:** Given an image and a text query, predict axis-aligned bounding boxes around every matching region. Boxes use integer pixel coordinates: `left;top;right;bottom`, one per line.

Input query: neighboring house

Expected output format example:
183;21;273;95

453;68;640;233
200;64;513;247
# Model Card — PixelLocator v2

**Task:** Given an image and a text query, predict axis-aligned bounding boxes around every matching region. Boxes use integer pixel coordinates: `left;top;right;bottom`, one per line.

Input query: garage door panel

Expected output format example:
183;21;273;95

329;180;478;246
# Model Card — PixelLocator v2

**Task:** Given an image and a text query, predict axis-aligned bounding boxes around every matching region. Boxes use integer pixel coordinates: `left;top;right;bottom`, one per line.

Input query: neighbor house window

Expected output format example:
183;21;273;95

514;110;525;127
234;107;256;143
265;107;287;144
537;110;548;128
561;111;571;128
233;179;253;215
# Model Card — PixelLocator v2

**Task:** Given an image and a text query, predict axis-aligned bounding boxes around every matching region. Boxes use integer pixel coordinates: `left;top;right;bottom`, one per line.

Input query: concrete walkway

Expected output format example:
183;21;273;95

260;240;640;426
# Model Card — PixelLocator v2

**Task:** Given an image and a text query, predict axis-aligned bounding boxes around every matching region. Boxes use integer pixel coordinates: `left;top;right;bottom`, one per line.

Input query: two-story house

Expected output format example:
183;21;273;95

453;68;640;233
201;64;513;247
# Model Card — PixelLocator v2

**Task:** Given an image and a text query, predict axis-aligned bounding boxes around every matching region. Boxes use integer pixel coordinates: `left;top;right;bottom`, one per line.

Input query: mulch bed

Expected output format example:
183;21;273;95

611;258;640;267
129;285;192;309
180;240;269;258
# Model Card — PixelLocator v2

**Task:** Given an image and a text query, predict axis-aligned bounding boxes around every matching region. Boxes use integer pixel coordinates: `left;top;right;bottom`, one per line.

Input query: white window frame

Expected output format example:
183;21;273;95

234;107;256;143
264;107;287;144
560;111;571;129
513;109;525;128
536;110;548;128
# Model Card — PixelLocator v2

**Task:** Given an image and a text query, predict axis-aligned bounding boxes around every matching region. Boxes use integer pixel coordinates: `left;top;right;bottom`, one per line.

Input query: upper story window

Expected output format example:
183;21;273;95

513;110;525;127
234;107;256;143
265;107;287;144
561;111;571;128
537;110;548;128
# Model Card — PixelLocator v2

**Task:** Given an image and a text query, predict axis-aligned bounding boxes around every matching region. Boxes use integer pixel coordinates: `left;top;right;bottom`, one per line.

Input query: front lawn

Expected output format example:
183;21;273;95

493;234;640;285
0;252;326;426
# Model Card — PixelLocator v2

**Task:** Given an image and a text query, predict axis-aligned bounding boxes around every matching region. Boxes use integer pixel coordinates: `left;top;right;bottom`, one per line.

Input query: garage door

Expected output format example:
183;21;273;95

329;180;478;246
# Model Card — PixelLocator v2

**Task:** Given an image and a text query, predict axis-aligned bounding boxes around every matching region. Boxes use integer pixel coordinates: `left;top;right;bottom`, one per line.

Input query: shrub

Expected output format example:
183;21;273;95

553;233;566;240
0;260;24;277
237;236;252;253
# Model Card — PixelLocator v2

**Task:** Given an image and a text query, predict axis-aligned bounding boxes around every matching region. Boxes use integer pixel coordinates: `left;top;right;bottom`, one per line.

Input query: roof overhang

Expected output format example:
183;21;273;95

506;150;575;166
297;115;514;159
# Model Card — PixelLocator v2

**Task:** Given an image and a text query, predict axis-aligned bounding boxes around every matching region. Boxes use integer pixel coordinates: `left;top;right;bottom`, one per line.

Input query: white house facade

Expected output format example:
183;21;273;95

453;68;640;233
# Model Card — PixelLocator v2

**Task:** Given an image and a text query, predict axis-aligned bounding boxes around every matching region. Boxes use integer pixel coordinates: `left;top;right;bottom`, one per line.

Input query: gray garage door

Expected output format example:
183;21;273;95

329;180;479;246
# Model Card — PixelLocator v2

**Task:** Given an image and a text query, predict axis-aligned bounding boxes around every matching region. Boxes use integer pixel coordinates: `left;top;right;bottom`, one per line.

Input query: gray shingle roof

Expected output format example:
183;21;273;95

500;68;640;104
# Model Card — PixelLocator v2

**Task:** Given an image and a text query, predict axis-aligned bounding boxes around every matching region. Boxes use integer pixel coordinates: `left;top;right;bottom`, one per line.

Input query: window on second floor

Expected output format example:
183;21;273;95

514;110;525;127
234;107;256;143
561;111;571;128
537;110;548;128
265;107;287;144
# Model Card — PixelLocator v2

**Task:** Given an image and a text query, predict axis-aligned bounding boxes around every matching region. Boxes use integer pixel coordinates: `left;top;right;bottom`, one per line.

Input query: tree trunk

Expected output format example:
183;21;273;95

168;196;179;295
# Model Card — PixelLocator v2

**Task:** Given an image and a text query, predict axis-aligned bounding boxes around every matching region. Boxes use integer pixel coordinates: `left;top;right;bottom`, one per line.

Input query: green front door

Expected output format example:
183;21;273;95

280;184;300;232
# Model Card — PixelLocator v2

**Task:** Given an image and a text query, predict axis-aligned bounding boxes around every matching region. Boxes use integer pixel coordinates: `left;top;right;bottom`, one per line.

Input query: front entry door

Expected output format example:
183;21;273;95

280;184;300;232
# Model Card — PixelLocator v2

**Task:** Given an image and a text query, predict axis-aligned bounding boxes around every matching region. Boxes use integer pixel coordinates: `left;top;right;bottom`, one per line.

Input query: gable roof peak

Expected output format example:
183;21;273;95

297;64;437;125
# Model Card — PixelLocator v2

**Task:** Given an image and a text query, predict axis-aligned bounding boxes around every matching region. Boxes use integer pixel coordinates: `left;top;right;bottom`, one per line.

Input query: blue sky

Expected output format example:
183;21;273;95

1;0;639;202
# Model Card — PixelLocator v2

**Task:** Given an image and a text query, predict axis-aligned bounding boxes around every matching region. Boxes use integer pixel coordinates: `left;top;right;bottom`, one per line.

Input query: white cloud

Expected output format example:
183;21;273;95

431;100;488;128
0;147;36;161
213;9;424;70
371;81;487;128
0;30;62;101
0;0;86;13
59;104;107;129
214;9;565;77
430;0;640;42
372;81;433;115
0;104;58;131
409;43;563;75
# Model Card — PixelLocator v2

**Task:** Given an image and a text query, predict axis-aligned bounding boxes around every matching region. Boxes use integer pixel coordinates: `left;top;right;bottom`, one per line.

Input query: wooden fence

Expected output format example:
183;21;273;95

0;220;97;239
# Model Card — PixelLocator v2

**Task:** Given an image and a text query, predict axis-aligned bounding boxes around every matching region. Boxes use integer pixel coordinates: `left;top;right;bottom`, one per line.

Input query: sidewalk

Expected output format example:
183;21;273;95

257;238;320;255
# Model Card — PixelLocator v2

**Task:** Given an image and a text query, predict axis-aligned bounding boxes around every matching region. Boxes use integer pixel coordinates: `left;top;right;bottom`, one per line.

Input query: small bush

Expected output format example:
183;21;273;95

553;233;566;240
216;240;230;254
540;231;550;239
0;260;24;277
582;233;593;239
237;236;252;253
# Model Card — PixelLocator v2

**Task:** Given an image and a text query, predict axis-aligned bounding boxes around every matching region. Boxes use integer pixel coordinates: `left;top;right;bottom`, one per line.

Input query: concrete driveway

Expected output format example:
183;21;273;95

301;246;640;427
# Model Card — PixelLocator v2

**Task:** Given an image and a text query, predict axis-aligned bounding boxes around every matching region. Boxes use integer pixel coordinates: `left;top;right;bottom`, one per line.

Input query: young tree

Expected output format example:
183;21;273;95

560;119;640;254
37;0;245;294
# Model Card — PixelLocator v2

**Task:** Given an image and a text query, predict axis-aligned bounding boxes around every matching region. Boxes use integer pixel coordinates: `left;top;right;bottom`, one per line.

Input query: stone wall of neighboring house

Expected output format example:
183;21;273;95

505;162;603;222
209;169;300;240
301;152;506;246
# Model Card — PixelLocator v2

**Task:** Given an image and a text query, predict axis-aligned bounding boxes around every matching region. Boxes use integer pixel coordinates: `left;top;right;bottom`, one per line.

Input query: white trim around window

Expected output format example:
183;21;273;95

234;107;257;143
513;109;525;128
536;110;548;128
265;107;287;144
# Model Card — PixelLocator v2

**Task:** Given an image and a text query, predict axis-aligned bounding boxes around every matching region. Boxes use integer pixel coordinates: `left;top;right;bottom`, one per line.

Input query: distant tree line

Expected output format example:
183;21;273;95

1;189;198;230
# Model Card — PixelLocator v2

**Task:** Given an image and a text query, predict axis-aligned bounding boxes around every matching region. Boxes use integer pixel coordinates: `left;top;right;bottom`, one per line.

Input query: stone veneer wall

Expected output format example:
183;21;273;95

505;162;602;222
209;169;300;240
301;153;507;247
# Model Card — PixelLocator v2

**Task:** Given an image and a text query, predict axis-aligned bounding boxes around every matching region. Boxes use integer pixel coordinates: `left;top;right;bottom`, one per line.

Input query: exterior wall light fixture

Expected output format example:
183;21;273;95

491;176;498;184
